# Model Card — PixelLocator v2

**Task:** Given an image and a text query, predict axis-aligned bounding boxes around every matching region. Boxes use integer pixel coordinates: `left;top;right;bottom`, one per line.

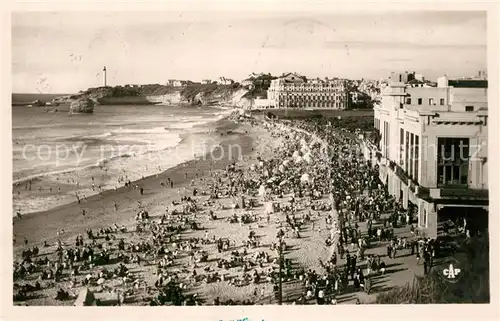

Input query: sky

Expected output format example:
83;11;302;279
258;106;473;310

12;10;487;94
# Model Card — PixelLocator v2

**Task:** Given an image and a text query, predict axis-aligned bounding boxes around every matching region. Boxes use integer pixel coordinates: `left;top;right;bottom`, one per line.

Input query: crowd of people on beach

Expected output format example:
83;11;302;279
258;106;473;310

13;112;443;306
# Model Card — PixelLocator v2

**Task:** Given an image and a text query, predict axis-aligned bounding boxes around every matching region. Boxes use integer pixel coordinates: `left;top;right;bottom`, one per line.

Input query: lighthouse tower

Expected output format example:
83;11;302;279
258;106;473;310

103;66;107;87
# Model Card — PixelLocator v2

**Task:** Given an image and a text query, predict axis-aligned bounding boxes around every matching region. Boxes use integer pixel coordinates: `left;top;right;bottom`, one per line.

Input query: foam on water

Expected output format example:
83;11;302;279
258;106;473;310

12;105;230;214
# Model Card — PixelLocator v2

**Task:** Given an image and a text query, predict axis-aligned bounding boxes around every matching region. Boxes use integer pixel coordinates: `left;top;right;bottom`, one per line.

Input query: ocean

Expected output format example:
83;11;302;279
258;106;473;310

12;97;232;215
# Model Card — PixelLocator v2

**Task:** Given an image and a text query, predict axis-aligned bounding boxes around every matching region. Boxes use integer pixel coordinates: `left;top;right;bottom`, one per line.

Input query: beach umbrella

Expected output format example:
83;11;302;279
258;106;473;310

264;202;275;214
258;185;266;197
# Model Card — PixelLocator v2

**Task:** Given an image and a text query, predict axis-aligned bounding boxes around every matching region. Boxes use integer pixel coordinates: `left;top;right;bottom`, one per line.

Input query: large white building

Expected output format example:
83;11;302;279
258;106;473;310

267;73;349;109
361;73;488;238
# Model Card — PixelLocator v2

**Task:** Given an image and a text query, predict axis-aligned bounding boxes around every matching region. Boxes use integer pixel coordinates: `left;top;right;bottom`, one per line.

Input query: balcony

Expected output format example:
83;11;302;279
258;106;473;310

395;165;410;183
440;188;488;199
415;185;488;200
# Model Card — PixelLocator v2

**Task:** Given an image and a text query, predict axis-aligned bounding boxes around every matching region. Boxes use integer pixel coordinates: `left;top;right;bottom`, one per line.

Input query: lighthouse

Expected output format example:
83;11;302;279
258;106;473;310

103;66;107;87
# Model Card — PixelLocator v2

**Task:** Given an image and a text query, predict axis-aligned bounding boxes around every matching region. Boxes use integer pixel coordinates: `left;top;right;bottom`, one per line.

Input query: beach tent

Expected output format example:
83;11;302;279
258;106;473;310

300;173;310;183
258;161;264;168
294;156;303;164
258;185;267;197
292;151;301;159
74;288;95;306
264;201;275;214
278;164;285;173
303;152;312;164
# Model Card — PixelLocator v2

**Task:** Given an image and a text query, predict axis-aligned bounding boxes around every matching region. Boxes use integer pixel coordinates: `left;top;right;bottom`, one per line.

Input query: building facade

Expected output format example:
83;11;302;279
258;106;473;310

362;74;488;238
167;79;190;87
267;73;349;109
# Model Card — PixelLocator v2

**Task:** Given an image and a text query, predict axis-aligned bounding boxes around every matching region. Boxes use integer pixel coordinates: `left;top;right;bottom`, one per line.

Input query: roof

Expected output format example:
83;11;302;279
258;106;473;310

281;72;307;80
406;79;424;85
448;80;488;88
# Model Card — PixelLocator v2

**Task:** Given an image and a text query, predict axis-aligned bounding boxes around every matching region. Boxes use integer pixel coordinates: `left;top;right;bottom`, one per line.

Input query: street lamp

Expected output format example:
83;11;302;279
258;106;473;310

278;240;284;305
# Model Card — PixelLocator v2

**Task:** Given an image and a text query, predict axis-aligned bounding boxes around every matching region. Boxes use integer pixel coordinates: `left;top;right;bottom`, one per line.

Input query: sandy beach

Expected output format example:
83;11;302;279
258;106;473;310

13;113;343;305
13;118;255;251
12;113;442;307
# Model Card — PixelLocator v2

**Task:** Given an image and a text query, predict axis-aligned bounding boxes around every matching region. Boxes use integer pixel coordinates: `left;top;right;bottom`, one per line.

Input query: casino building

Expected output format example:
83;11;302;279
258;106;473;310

360;72;488;238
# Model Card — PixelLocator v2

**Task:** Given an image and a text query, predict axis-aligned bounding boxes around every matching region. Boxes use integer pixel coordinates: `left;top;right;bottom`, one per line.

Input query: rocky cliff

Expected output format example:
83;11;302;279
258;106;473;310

67;83;253;108
187;87;252;108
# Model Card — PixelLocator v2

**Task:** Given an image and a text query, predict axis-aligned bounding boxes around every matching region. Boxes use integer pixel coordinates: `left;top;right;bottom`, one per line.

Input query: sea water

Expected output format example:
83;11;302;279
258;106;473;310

12;101;232;214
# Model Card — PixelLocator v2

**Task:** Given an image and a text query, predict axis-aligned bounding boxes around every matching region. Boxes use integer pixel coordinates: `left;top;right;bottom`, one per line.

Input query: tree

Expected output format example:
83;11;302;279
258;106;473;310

376;236;489;304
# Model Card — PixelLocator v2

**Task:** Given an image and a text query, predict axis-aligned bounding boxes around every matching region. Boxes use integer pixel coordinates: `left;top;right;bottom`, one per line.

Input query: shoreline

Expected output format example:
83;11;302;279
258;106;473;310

12;108;234;215
13;117;248;250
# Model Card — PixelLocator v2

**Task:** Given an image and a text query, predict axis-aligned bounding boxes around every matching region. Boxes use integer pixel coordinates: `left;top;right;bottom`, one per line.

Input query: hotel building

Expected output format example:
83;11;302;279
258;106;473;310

362;73;488;238
267;73;349;109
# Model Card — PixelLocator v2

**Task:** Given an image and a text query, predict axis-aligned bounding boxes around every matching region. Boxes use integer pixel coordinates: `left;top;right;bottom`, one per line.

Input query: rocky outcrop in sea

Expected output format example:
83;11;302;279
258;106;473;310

69;98;95;114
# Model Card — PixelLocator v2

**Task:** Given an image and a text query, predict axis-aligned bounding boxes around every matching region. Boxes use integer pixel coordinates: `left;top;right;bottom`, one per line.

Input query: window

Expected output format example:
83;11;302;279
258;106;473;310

417;98;422;105
437;138;470;187
386;122;390;157
400;128;405;166
400;103;403;109
440;98;445;105
429;98;434;105
406;98;411;104
414;135;419;183
409;133;414;178
465;106;474;112
405;132;409;173
383;122;388;155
